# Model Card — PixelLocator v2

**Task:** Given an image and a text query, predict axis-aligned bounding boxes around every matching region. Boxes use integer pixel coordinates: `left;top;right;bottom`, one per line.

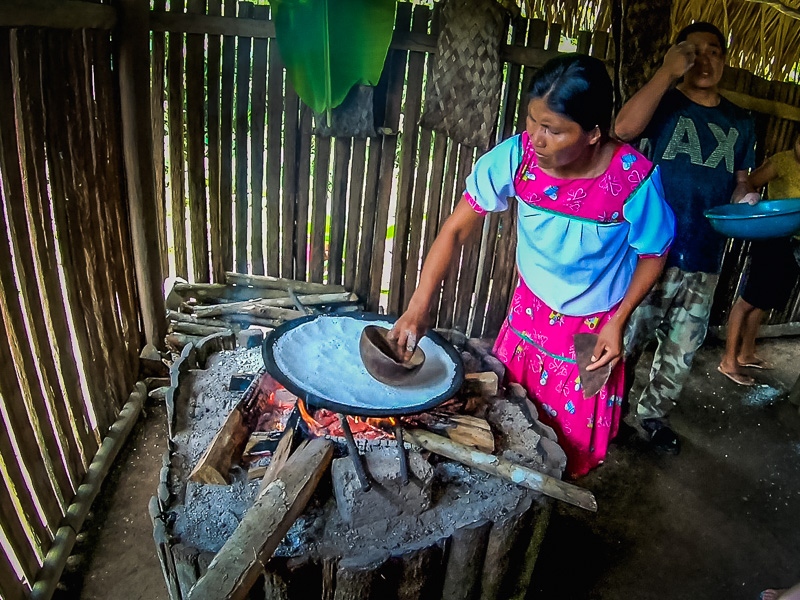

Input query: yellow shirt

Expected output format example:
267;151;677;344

767;150;800;200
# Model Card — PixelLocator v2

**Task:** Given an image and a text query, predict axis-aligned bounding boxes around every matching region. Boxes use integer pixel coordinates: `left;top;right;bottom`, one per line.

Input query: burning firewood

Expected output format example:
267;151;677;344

187;438;334;600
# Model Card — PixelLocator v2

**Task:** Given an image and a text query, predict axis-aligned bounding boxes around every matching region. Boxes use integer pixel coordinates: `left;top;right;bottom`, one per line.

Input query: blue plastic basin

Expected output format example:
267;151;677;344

704;198;800;240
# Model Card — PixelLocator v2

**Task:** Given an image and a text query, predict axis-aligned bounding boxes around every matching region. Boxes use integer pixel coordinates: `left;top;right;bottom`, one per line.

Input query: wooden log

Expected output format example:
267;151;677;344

265;32;283;277
333;556;386;600
189;405;249;484
173;282;288;302
167;309;237;329
207;0;224;282
149;496;182;600
258;426;295;494
226;272;346;294
167;0;188;279
166;332;205;350
169;321;233;337
355;136;382;300
295;105;312;281
234;1;253;273
151;0;169;278
392;541;446;600
328;137;351;286
480;495;534;600
219;0;236;273
388;4;428;316
310;134;331;283
173;543;200;599
344;138;366;292
194;301;302;321
440;519;492;600
187;438;333;600
186;0;210;282
249;3;268;275
461;371;499;397
367;4;410;310
0;0;117;29
281;84;300;279
404;429;597;511
433;414;495;453
220;291;359;310
508;500;552;600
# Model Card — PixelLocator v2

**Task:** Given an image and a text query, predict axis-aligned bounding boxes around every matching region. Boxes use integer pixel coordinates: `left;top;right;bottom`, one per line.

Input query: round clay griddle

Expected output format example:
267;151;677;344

262;313;464;417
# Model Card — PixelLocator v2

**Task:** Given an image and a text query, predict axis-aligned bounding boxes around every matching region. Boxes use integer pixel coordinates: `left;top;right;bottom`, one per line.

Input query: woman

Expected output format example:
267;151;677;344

719;134;800;385
390;54;676;478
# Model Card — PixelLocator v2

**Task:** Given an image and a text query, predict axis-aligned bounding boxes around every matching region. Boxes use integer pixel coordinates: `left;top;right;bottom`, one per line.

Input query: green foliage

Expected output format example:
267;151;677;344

270;0;396;114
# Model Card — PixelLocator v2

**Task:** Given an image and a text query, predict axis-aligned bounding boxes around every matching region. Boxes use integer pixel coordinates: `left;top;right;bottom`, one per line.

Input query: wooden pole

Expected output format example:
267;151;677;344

404;429;597;512
188;438;333;600
118;0;166;347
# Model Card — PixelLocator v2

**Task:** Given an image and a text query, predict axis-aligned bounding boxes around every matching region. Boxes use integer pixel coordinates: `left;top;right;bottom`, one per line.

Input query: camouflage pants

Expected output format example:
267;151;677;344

624;267;719;420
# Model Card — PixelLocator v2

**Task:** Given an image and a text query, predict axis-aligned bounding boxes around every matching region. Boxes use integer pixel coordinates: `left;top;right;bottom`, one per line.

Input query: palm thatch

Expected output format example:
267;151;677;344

672;0;800;82
504;0;800;83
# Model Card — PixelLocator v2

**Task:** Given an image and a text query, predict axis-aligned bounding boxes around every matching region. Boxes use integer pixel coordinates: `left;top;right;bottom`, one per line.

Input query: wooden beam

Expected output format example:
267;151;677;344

720;89;800;123
188;438;333;600
0;0;117;29
118;0;166;347
149;10;275;37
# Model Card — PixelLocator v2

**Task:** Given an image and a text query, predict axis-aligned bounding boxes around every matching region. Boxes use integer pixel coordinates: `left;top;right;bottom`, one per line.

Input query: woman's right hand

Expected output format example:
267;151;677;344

662;41;696;81
387;303;429;362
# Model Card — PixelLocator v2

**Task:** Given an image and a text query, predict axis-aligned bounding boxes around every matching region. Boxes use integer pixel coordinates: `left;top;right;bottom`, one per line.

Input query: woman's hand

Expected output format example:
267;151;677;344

387;302;429;361
585;318;624;372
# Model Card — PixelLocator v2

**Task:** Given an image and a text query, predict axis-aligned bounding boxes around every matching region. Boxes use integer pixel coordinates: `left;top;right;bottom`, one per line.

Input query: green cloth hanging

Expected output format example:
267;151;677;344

271;0;396;115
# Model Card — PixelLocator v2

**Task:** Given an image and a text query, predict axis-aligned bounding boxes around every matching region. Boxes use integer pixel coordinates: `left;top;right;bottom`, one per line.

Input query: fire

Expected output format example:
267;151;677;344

253;378;394;442
297;397;320;428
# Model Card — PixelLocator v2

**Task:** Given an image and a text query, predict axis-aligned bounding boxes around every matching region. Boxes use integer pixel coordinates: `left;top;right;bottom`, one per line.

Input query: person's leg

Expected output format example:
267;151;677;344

737;304;766;366
719;298;757;384
635;270;718;422
623;268;676;411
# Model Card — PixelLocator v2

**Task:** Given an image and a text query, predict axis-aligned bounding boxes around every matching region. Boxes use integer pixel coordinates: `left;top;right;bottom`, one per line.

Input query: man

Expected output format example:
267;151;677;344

614;21;758;452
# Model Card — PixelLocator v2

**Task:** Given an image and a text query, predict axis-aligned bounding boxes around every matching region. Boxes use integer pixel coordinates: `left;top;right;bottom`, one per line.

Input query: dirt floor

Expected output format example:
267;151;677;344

56;335;800;600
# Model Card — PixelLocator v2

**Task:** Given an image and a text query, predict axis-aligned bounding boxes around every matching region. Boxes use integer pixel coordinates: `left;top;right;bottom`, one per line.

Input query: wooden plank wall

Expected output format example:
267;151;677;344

0;28;139;597
712;67;800;326
152;3;610;341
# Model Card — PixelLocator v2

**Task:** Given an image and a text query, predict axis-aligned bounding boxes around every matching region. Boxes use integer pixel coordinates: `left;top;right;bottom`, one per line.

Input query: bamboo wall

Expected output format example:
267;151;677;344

0;27;140;599
150;1;611;340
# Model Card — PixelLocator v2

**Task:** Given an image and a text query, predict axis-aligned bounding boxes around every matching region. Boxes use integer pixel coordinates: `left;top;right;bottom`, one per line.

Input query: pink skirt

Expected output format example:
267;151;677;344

493;278;624;478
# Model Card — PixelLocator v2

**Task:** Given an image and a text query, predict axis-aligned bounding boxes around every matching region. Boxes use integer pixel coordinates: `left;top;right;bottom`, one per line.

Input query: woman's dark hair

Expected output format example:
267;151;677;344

675;21;727;54
526;54;613;135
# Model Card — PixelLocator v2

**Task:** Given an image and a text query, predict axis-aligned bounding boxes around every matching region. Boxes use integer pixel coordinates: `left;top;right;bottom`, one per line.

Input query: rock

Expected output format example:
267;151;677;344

332;448;434;528
237;328;264;349
480;355;506;383
140;343;169;377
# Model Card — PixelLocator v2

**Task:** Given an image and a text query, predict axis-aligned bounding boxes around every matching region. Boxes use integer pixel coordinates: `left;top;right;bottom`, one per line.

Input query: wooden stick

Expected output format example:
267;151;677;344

167;309;236;329
189;406;249;485
193;301;302;321
226;272;346;294
403;429;597;512
258;426;295;495
188;438;333;600
197;292;358;313
169;321;233;337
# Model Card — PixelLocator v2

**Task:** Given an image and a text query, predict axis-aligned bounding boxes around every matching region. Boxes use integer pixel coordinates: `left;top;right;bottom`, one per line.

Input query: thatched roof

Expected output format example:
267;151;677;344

517;0;800;83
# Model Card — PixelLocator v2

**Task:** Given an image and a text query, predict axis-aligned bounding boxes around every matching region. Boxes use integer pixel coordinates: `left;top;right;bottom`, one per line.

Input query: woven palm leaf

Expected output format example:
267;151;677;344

420;0;506;149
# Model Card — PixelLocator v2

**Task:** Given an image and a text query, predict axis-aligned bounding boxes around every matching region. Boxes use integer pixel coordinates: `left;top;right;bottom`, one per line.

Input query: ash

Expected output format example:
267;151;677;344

169;347;264;553
165;345;549;559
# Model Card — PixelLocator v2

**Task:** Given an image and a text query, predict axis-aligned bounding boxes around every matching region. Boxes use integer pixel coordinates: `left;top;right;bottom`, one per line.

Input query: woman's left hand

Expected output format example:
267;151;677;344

585;318;624;371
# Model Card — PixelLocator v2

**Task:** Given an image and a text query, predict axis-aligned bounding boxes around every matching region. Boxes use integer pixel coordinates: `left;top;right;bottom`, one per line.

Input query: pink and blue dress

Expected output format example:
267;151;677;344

465;131;675;478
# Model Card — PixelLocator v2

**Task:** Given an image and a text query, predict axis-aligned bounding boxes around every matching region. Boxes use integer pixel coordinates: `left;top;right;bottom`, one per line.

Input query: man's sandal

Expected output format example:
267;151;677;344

717;365;755;386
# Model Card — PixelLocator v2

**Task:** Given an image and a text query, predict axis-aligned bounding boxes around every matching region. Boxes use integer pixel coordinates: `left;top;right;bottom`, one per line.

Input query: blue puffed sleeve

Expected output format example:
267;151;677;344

623;165;676;257
464;135;520;214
